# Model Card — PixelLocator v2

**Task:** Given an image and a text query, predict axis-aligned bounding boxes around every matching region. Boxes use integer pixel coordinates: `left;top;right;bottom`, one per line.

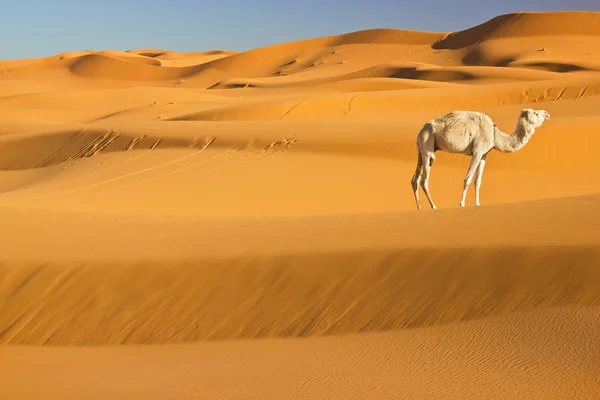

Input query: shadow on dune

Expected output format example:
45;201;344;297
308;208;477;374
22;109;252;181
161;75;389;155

206;64;475;91
0;130;215;171
462;48;592;72
513;61;588;73
390;67;474;82
1;245;599;345
461;47;517;66
433;14;517;50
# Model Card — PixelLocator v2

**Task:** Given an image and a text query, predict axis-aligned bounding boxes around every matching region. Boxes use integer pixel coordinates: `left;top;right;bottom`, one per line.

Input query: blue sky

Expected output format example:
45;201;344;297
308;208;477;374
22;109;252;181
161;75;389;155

0;0;598;60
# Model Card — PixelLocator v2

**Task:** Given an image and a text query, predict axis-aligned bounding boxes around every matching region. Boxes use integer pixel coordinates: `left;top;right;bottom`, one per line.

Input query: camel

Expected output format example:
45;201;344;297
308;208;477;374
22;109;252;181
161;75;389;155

411;108;550;209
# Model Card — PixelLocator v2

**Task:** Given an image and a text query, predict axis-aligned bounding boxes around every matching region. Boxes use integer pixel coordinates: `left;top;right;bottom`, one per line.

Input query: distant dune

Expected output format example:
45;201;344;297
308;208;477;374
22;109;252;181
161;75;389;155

1;10;600;400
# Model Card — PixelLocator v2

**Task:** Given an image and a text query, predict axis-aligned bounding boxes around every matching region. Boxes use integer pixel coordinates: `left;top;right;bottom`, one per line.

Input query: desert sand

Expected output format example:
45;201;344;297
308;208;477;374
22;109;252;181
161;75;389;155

1;10;600;399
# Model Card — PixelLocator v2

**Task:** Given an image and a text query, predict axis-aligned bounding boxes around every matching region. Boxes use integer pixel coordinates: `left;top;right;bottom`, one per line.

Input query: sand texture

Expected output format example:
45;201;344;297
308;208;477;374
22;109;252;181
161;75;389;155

1;10;600;399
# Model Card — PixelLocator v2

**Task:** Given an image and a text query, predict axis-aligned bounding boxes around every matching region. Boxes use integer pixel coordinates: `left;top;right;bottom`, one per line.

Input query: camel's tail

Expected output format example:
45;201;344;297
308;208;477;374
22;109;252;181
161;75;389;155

412;150;423;182
412;123;435;182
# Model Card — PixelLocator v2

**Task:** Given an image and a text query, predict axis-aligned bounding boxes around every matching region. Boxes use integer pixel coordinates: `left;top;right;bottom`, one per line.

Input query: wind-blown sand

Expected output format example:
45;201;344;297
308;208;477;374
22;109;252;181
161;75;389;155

1;10;600;399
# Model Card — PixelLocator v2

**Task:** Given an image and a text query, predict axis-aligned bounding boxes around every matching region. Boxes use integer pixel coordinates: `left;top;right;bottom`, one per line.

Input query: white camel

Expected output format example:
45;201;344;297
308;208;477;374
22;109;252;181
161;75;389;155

411;108;550;209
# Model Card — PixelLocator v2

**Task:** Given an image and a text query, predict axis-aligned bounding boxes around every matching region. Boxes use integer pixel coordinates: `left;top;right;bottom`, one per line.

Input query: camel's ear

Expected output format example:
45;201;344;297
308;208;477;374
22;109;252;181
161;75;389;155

522;108;535;117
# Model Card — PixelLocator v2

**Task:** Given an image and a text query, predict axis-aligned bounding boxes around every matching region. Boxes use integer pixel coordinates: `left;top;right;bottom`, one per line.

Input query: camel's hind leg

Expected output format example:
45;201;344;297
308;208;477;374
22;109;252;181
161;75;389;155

415;123;437;210
420;152;436;209
474;153;488;206
411;152;423;209
460;153;484;207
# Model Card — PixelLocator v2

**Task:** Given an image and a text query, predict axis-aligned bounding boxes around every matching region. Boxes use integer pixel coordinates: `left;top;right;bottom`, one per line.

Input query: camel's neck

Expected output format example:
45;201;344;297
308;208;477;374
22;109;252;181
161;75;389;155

493;117;535;153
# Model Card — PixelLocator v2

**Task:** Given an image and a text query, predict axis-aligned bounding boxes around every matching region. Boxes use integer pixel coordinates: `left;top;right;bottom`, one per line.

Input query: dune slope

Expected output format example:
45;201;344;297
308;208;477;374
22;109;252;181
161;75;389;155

2;307;600;399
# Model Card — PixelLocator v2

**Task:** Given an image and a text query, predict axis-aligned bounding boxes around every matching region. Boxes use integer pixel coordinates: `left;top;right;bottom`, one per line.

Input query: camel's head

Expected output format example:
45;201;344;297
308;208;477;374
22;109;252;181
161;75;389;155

521;108;550;128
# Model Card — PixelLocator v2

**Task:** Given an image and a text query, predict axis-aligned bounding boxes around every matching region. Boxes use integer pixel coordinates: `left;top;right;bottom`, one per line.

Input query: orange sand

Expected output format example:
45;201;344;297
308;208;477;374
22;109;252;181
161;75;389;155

1;10;600;399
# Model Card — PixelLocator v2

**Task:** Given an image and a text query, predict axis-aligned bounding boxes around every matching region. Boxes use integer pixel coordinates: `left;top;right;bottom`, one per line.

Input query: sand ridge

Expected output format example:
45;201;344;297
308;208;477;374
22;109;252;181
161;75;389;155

2;307;599;399
1;10;600;399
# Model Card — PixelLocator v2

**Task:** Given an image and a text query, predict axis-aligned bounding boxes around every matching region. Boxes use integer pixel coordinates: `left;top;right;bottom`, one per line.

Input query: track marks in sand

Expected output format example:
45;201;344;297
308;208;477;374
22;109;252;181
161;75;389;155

85;135;299;199
17;136;218;199
45;134;300;203
150;138;162;150
64;136;215;190
520;82;598;105
0;130;173;172
126;135;147;151
159;137;235;177
344;95;356;115
199;135;300;178
576;86;588;99
65;130;121;161
52;135;155;187
553;87;568;101
280;99;306;120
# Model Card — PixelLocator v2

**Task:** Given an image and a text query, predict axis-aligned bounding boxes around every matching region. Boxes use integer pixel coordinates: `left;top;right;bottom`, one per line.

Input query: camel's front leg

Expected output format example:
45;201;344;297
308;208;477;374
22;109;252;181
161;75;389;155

460;153;483;207
474;153;488;206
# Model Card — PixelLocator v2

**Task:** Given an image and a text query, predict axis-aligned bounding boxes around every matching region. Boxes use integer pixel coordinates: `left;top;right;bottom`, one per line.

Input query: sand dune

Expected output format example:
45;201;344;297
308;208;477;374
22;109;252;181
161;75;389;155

2;307;599;399
434;11;600;50
1;10;600;399
0;194;599;346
